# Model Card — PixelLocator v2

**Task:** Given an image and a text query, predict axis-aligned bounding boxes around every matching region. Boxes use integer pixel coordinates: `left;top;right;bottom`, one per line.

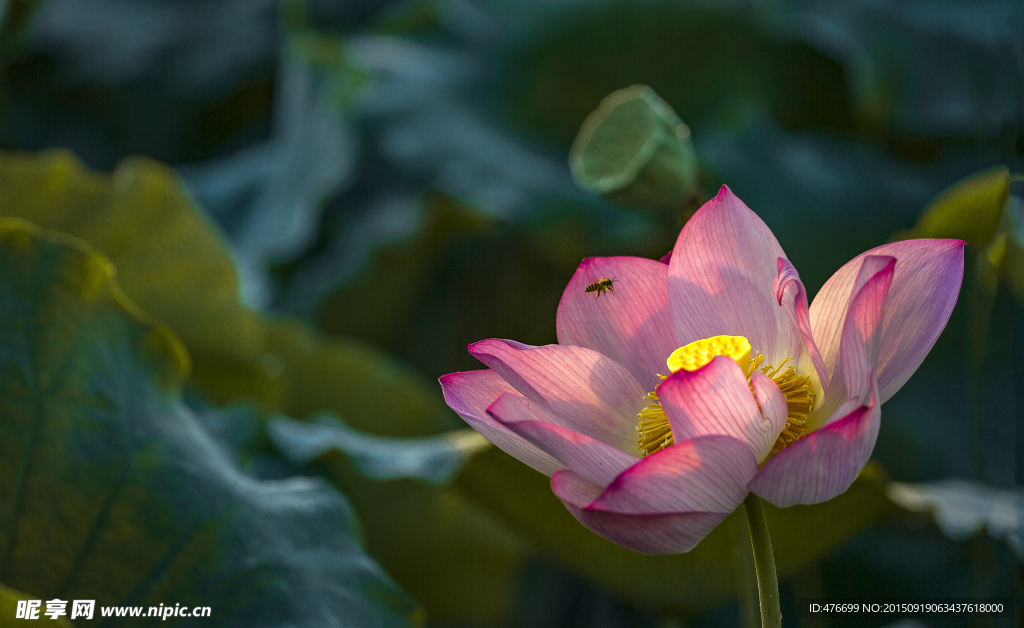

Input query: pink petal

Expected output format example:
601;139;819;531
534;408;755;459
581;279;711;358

812;255;896;421
774;257;829;393
487;392;639;486
553;469;730;554
840;256;895;401
440;370;563;476
468;339;647;452
657;356;786;462
668;186;800;366
809;239;964;404
750;377;880;507
550;468;607;509
584;435;757;515
556;256;678;390
659;250;673;264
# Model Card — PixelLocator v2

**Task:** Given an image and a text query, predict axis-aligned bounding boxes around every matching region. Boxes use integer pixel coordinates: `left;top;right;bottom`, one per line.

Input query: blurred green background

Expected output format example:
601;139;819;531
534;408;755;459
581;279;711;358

0;0;1021;626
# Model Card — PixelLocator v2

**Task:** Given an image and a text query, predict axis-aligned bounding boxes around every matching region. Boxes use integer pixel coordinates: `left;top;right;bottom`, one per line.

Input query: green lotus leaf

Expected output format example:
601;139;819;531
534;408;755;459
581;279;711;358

0;582;75;626
313;451;531;624
264;413;527;622
0;148;456;435
1003;196;1024;303
254;320;532;623
0;219;420;627
268;415;490;484
0;149;262;378
0;149;527;624
908;165;1012;248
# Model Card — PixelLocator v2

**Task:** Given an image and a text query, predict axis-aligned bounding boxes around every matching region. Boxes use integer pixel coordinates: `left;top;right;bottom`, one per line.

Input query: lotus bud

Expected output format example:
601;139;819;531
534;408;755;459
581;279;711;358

570;85;698;210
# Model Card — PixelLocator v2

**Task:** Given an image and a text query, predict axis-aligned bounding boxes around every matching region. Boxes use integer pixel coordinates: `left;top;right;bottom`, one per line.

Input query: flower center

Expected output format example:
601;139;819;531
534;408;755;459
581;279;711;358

636;335;815;459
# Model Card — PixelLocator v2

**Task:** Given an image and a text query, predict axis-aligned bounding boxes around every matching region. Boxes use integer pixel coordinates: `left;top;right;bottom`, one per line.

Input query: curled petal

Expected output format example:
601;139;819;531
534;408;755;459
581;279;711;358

440;370;563;476
468;339;647;452
668;186;801;366
750;377;880;507
487;392;638;486
658;356;784;462
810;239;964;404
556;256;678;390
774;257;828;393
553;470;731;555
750;372;789;459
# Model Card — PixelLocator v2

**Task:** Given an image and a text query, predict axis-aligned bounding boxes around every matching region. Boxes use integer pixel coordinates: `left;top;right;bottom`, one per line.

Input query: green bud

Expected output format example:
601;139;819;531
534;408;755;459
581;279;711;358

569;85;698;210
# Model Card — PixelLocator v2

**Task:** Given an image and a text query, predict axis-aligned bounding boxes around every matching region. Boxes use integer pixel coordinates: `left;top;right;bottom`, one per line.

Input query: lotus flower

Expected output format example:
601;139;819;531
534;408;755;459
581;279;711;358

440;186;963;554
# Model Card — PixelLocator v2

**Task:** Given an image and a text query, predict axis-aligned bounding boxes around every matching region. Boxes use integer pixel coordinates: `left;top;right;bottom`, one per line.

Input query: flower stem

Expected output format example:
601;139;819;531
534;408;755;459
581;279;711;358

742;493;781;628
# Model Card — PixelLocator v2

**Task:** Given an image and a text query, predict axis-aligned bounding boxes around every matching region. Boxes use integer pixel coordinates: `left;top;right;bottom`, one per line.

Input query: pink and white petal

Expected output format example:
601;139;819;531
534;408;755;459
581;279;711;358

840;256;895;401
487;392;639;486
556;256;678;390
809;239;964;404
440;370;563;476
553;470;730;555
668;186;801;365
657;356;783;462
586;435;757;515
813;256;896;423
750;377;880;507
468;339;647;452
774;257;829;392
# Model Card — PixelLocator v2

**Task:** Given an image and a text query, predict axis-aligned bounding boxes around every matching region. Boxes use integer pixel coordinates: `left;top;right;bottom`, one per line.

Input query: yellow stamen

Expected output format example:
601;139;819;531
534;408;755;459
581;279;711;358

636;335;815;458
765;359;814;454
636;389;673;456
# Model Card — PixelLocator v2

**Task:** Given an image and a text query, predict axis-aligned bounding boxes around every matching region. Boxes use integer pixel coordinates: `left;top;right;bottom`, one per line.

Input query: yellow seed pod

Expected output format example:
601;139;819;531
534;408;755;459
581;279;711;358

667;335;751;373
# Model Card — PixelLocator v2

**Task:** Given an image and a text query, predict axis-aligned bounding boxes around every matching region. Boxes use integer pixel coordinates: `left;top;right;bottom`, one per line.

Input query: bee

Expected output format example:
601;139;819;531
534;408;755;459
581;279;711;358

584;277;616;299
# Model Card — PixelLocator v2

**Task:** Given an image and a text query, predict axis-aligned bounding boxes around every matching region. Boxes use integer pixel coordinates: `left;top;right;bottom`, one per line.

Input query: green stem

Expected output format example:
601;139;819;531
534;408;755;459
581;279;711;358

742;493;782;628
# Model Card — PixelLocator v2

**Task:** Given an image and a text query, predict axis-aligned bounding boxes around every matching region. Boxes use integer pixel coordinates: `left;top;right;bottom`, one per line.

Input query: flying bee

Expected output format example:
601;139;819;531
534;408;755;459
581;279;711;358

584;277;616;299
